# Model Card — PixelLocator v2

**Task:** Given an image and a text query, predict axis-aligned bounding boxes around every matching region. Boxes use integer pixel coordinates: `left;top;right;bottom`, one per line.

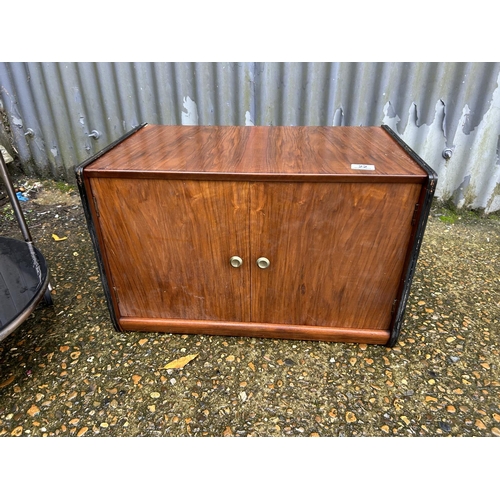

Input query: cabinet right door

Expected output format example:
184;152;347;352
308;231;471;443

250;181;422;330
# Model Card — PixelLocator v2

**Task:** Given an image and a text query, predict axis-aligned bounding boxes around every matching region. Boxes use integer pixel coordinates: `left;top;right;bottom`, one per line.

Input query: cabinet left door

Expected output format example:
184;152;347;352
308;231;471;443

89;177;251;323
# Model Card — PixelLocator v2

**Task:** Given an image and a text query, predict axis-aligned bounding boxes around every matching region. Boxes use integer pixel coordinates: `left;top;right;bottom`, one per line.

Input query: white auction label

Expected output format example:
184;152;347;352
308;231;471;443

351;163;375;171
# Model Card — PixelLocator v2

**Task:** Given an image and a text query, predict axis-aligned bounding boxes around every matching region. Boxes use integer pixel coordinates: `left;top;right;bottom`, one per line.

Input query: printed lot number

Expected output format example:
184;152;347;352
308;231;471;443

351;164;376;171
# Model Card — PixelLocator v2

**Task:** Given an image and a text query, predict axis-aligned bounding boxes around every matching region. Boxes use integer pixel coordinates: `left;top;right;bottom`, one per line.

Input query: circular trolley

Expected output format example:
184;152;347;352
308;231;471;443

0;149;53;342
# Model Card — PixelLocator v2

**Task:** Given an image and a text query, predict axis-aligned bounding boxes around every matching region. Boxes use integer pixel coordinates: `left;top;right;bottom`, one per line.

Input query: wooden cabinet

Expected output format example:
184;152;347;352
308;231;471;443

76;124;436;346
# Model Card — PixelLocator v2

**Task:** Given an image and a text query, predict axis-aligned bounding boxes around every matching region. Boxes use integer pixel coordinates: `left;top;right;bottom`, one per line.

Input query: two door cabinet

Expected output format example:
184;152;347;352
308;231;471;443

76;124;436;346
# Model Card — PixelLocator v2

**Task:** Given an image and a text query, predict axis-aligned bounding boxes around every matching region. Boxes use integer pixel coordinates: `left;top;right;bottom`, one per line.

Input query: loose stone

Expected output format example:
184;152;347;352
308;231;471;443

345;411;357;423
475;419;486;430
27;405;40;417
11;426;23;436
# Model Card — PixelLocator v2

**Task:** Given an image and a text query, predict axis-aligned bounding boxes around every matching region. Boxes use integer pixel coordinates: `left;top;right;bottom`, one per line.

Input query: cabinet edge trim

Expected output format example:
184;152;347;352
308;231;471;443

83;170;427;183
383;125;438;347
119;318;390;345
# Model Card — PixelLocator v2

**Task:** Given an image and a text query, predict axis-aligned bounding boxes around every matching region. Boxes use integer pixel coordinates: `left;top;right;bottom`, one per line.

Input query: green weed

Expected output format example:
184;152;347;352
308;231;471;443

439;208;459;224
55;181;74;193
1;205;14;221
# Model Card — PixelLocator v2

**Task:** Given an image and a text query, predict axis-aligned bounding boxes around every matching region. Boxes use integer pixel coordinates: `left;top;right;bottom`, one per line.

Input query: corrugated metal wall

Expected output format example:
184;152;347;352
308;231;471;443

1;62;500;212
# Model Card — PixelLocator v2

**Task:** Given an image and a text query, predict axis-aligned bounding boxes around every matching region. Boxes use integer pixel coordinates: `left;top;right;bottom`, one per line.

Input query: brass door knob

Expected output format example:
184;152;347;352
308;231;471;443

256;257;270;269
230;256;243;268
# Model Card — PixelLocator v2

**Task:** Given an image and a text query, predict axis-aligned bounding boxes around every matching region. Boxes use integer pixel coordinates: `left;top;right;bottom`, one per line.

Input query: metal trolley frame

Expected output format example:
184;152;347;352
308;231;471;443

0;151;53;342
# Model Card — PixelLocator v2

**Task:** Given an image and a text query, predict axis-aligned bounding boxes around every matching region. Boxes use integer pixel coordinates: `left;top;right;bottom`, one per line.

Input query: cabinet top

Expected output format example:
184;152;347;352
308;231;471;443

83;125;429;181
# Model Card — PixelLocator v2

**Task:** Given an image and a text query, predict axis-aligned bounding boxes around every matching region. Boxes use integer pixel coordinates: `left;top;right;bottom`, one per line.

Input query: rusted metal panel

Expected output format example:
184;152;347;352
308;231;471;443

1;62;499;212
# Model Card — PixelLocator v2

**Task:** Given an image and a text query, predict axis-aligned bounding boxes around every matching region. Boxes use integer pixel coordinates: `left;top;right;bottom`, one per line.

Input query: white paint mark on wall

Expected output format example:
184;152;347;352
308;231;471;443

50;146;58;157
488;195;500;213
381;94;500;212
463;73;500;212
181;96;199;125
402;100;447;197
245;111;254;126
11;116;23;127
332;108;343;126
382;102;400;130
440;71;500;211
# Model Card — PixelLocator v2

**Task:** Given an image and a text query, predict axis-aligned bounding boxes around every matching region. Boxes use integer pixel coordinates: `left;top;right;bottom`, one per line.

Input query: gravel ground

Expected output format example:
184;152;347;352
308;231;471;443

1;178;499;438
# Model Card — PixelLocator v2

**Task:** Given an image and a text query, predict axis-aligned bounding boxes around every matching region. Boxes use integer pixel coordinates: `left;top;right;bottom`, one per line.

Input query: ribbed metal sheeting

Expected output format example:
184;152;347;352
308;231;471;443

1;62;499;212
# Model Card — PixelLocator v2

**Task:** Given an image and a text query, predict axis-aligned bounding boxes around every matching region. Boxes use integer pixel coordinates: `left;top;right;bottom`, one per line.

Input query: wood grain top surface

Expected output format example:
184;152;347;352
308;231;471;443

85;125;427;179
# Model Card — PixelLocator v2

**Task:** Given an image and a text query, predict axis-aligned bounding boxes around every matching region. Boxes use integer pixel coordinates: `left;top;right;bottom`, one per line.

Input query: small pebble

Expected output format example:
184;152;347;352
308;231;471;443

345;411;357;423
11;426;23;436
439;422;451;433
475;419;486;430
27;405;40;417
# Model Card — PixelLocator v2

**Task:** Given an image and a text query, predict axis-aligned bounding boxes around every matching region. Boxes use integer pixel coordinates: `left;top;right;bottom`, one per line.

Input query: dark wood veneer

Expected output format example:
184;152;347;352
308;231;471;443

85;125;427;178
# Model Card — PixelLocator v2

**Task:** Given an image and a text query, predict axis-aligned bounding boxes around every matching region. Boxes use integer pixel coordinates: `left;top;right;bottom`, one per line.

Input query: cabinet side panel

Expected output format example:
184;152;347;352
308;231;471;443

251;182;422;330
91;178;251;322
79;176;122;330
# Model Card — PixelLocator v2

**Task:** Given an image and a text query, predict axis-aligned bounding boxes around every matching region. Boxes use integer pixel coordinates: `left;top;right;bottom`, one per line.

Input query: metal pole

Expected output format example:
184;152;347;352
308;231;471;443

0;152;33;243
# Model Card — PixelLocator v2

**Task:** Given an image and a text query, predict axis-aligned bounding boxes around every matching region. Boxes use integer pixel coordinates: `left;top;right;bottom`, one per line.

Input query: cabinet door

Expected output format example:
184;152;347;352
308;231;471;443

91;178;250;322
250;182;421;330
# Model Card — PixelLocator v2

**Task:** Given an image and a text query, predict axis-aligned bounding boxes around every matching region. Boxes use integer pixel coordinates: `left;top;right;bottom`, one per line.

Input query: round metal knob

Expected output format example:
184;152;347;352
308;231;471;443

230;256;243;268
256;257;270;269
